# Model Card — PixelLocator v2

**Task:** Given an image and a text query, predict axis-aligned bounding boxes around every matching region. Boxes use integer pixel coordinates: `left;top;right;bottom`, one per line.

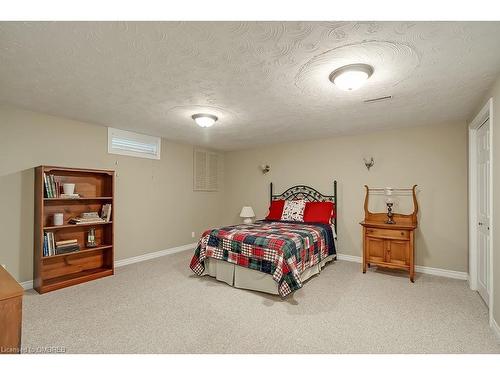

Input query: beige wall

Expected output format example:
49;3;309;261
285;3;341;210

222;122;468;272
0;104;225;282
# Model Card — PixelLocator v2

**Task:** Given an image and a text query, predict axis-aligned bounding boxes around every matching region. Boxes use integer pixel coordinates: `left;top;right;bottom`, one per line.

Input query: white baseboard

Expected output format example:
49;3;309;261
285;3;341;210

18;242;198;290
114;242;197;267
492;318;500;341
336;253;469;280
20;280;34;290
336;254;362;263
415;265;468;280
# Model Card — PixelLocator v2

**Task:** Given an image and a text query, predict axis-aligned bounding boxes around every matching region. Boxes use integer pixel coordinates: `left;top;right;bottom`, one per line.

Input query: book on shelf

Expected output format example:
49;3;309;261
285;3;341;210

69;217;106;224
55;244;80;255
55;239;78;246
43;235;49;257
49;174;56;197
101;204;112;222
43;232;56;257
60;193;80;199
43;173;50;198
68;211;107;224
43;173;63;198
82;212;100;219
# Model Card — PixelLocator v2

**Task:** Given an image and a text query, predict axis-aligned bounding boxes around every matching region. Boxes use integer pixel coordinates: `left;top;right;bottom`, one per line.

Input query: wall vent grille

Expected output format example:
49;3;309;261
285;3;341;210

364;95;393;103
194;148;219;191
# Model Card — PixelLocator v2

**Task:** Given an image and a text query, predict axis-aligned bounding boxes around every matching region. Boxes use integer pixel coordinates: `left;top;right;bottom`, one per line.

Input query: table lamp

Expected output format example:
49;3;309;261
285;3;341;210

240;206;255;224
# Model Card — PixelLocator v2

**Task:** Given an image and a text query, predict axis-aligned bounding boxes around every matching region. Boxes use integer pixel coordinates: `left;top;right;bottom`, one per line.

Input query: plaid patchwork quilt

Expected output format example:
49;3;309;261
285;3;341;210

190;220;336;297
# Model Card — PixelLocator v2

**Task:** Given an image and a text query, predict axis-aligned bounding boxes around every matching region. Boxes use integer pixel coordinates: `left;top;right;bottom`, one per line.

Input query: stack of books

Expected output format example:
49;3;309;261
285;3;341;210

43;232;55;257
69;212;106;225
60;193;80;199
43;234;81;256
55;239;80;255
43;173;60;198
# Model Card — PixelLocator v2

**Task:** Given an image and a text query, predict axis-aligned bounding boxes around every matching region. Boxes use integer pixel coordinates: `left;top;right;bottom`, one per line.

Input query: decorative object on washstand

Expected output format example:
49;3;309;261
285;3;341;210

240;206;255;224
86;227;97;248
384;187;395;224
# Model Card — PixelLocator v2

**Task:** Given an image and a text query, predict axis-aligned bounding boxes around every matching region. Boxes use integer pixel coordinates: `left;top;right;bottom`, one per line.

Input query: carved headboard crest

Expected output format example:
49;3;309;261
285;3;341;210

271;185;335;203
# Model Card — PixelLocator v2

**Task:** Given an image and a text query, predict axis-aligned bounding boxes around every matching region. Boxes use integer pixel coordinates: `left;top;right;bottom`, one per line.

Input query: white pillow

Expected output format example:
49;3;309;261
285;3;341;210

280;200;306;222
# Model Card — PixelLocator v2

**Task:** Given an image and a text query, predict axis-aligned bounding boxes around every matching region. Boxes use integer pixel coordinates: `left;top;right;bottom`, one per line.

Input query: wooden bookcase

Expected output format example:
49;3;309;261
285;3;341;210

34;166;115;293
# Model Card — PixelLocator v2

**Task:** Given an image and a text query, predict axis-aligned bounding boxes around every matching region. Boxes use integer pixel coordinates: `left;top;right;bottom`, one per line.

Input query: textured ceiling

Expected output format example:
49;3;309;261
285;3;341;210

1;21;500;150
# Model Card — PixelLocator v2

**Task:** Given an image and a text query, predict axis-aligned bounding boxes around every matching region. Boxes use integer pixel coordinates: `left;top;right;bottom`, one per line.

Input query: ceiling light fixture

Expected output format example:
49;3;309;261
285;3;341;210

329;64;374;91
192;113;218;128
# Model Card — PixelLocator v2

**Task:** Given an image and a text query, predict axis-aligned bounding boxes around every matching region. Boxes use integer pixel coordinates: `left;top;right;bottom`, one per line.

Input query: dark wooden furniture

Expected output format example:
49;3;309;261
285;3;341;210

360;185;418;282
34;166;114;293
0;266;23;354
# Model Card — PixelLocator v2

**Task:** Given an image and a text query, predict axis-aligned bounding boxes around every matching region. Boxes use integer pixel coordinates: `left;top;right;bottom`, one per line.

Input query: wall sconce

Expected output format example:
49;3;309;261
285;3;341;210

363;157;374;171
260;164;270;174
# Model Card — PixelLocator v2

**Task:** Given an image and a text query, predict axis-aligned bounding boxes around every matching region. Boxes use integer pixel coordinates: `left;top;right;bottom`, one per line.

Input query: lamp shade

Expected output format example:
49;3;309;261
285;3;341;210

240;206;255;218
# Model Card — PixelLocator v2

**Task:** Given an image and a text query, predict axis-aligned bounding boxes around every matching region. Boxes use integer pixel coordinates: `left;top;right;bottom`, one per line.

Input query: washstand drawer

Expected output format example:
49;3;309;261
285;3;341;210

365;227;409;240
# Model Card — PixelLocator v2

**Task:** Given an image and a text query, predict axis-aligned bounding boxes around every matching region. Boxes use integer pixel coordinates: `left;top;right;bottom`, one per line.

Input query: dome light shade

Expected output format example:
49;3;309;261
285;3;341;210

192;113;218;128
329;64;374;91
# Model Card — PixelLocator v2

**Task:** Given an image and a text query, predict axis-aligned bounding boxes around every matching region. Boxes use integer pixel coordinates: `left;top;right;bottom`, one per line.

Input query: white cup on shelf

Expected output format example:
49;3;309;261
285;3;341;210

54;213;64;226
63;183;75;195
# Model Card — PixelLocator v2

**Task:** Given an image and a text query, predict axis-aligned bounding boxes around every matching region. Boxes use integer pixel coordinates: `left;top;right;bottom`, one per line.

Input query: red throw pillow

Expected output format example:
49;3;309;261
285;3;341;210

266;200;285;220
303;201;335;224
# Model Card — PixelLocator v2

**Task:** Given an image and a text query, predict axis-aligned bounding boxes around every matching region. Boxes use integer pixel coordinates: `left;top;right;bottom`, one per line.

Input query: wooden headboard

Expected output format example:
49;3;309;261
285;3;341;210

270;181;337;234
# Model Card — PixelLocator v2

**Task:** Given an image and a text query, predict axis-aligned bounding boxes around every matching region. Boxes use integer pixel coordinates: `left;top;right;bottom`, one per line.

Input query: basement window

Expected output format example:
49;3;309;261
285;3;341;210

107;127;161;160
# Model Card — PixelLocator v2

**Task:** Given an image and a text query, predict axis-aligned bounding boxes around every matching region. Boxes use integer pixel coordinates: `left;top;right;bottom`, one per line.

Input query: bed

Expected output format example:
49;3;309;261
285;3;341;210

189;182;338;297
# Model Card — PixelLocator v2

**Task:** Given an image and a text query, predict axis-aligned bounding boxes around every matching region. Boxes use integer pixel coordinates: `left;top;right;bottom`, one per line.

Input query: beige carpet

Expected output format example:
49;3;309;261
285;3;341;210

22;250;500;353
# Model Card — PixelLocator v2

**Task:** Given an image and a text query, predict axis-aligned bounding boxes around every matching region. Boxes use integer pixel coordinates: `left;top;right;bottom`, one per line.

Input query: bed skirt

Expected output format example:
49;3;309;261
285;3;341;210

202;254;336;295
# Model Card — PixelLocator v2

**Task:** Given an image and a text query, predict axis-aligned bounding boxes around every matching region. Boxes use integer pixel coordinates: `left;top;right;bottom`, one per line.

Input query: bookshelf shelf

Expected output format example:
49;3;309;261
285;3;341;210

44;197;113;201
34;165;115;294
41;245;113;261
43;221;113;230
42;268;114;293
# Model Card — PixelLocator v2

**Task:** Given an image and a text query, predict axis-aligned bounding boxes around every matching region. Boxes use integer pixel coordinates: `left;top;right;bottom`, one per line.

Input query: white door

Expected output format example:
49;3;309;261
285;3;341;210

476;118;490;305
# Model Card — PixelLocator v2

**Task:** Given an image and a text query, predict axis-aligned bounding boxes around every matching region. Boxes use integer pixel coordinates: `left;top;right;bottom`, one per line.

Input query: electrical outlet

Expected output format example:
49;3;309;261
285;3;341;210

191;232;195;238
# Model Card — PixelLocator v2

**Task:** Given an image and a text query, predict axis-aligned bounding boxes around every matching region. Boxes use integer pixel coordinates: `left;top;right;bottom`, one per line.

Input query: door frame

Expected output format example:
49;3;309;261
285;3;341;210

468;97;493;325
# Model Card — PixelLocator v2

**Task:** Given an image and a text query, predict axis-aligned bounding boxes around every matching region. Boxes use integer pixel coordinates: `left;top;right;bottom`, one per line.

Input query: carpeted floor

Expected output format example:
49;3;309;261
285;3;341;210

22;250;500;354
